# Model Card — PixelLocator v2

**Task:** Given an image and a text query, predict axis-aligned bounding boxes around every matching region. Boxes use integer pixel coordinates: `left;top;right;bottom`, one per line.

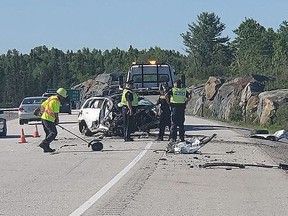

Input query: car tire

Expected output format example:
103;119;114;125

79;121;93;136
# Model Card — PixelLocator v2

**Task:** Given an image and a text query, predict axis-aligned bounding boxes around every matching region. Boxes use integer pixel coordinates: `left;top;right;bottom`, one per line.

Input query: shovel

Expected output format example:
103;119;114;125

57;124;103;151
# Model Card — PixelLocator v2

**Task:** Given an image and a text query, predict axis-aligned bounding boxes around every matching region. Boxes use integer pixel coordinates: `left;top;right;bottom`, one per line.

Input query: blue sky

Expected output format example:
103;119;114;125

0;0;287;55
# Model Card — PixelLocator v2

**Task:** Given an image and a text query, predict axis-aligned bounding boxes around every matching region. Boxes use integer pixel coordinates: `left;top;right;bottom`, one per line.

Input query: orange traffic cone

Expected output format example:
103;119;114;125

33;124;40;138
19;128;27;143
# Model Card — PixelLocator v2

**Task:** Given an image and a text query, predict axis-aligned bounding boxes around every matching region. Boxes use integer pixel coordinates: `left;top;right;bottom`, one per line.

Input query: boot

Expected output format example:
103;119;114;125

39;141;48;151
39;141;55;153
45;146;56;153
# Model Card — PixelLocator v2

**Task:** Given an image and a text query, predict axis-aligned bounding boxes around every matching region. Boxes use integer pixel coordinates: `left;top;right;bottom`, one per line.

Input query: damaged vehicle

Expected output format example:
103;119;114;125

78;94;159;137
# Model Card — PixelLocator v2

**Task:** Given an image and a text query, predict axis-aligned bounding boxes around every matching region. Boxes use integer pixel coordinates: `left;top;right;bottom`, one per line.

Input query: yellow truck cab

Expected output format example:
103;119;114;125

126;61;176;95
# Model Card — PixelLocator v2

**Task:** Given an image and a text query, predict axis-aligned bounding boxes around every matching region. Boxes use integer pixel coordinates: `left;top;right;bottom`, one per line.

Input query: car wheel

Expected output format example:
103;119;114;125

79;121;93;136
19;119;25;125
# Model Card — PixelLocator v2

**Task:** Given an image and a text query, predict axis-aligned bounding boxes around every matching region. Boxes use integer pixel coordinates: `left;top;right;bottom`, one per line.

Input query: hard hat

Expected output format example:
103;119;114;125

56;88;67;98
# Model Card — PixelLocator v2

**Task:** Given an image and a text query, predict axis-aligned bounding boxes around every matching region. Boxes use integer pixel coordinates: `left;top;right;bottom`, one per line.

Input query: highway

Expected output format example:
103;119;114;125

1;111;288;216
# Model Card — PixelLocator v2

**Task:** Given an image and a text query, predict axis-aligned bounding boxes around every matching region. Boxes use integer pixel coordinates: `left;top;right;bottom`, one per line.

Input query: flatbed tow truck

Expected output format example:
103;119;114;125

126;61;176;95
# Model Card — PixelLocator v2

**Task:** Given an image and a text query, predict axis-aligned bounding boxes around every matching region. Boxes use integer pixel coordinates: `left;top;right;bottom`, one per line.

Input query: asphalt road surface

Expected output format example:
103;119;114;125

1;111;288;216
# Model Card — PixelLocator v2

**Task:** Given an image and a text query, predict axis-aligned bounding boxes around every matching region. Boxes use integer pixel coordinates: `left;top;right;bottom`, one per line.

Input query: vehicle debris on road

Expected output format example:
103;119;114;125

250;129;288;141
199;162;288;170
166;133;217;154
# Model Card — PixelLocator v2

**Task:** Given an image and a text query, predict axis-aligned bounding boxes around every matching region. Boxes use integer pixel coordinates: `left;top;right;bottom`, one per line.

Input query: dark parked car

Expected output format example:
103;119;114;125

0;110;7;136
42;93;72;114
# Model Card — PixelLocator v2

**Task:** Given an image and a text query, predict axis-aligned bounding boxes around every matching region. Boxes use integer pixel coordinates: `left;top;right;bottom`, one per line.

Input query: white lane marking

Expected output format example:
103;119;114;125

69;142;153;216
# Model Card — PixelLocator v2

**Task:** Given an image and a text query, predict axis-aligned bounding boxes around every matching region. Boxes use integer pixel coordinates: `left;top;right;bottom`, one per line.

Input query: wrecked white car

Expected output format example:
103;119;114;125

78;94;159;137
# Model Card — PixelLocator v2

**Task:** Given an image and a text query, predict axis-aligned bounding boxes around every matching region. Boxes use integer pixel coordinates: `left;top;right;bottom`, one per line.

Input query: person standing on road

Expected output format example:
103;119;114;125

39;88;67;153
168;80;191;142
155;83;171;141
121;80;138;142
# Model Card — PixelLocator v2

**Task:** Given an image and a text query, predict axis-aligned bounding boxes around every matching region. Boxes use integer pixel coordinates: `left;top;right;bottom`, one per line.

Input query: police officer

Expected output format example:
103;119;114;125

168;80;191;142
121;80;138;142
39;88;67;153
156;83;171;141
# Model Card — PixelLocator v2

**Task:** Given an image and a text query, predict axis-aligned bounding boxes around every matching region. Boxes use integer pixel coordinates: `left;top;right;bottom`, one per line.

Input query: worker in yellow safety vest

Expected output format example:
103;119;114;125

38;88;67;153
167;80;191;142
120;80;138;142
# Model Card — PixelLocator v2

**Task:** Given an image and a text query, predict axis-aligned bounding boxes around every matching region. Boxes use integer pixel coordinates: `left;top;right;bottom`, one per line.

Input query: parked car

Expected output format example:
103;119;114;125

0;110;7;136
78;94;159;136
42;93;72;114
18;96;48;125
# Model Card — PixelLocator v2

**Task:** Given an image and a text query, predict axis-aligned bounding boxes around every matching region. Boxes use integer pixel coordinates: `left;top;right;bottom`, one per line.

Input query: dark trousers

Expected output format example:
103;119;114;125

158;111;171;139
41;119;58;144
122;106;134;140
170;106;185;140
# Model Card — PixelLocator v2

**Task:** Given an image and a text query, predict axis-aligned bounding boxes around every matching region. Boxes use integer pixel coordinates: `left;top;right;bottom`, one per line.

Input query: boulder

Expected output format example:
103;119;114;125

257;89;288;124
204;76;224;100
72;73;124;105
211;77;250;119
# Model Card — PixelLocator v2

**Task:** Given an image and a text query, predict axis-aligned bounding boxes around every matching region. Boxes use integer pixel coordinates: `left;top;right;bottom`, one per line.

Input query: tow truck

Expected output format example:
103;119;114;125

126;61;177;95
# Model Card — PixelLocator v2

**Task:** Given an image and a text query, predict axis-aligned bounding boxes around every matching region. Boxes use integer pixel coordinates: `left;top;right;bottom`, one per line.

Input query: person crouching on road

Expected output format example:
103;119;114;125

39;88;67;153
168;80;191;142
155;83;171;141
121;80;138;142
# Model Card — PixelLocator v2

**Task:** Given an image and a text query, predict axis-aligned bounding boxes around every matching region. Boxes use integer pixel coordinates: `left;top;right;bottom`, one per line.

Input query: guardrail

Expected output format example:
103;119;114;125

0;108;19;112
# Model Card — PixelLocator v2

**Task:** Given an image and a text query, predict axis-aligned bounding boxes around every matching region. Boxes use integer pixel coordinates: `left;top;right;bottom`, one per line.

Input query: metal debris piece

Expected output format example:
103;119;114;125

200;162;288;170
166;133;217;154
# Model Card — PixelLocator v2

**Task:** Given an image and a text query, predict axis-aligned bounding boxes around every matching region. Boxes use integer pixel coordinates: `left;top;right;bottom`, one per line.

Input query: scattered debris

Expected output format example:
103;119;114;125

200;162;288;170
166;133;217;154
250;129;288;141
226;150;236;154
60;144;77;148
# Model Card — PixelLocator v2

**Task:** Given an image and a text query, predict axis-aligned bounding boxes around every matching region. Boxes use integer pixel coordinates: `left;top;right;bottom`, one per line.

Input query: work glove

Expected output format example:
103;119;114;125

33;108;42;117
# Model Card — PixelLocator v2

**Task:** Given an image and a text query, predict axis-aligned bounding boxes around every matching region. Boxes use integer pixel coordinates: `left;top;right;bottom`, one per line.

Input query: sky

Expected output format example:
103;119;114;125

0;0;287;55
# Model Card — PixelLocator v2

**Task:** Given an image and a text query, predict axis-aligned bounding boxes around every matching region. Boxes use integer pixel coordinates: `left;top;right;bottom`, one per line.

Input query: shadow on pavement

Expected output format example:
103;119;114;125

185;124;250;132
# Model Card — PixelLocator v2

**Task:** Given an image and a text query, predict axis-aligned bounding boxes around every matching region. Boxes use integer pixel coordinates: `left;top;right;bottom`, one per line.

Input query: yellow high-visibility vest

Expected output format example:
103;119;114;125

41;96;60;122
121;89;138;107
170;88;186;104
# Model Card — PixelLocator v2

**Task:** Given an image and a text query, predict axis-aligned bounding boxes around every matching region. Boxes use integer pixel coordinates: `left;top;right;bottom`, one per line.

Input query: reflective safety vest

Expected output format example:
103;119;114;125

170;87;187;104
41;95;60;122
121;89;138;107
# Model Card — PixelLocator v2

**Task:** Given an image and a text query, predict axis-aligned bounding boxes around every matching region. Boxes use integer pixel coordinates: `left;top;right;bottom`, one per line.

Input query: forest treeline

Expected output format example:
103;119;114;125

1;12;288;107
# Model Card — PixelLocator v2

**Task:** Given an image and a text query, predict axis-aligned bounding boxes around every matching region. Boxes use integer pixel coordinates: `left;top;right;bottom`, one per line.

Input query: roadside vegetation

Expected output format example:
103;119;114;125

1;12;288;130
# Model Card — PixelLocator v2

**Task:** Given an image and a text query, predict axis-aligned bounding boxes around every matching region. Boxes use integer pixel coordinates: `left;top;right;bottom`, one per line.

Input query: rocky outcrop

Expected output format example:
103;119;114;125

204;76;224;100
188;74;287;125
72;73;122;104
257;89;288;124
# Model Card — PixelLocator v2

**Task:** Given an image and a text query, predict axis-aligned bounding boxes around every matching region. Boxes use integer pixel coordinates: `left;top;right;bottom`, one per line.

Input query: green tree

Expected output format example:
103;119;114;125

271;21;288;89
181;12;231;81
230;18;275;78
